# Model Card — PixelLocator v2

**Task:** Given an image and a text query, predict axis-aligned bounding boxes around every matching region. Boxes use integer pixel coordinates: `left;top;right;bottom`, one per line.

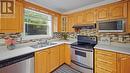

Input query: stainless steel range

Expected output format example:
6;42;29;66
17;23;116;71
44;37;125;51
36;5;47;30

70;35;97;73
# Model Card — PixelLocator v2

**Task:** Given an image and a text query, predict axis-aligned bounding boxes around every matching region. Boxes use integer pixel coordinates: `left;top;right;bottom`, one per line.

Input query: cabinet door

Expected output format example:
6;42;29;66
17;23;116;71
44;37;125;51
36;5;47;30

95;49;117;73
117;54;130;73
35;49;50;73
127;1;130;33
96;6;109;21
77;12;83;24
68;15;75;32
109;2;127;19
65;44;71;65
50;46;59;71
59;44;65;65
0;1;23;33
84;9;95;24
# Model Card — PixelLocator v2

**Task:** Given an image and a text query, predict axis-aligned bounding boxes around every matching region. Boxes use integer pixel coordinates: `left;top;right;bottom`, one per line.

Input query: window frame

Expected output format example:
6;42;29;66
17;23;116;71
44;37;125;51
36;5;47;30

22;8;53;40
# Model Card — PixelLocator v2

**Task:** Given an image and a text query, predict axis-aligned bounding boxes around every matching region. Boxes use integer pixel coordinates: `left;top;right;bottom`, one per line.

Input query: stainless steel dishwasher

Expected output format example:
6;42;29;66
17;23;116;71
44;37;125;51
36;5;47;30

0;52;34;73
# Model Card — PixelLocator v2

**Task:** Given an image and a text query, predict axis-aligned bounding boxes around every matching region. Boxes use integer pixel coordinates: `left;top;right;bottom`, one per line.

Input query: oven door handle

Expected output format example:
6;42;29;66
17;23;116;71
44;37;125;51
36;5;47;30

71;60;93;70
71;46;93;52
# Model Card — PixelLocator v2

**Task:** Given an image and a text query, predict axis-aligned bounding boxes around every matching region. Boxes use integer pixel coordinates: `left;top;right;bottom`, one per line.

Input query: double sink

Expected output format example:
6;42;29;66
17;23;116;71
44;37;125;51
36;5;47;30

30;42;58;48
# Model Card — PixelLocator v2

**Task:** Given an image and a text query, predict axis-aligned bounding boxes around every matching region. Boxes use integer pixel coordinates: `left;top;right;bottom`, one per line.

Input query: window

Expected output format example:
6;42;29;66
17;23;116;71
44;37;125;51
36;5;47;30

24;9;52;39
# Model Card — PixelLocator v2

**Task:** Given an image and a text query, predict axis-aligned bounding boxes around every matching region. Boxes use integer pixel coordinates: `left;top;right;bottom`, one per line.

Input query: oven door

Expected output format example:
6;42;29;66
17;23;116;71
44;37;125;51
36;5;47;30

71;46;93;69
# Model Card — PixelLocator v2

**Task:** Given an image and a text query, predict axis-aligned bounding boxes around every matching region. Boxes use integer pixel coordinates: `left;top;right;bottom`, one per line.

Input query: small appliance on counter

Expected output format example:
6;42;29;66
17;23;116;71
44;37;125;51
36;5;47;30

70;35;97;73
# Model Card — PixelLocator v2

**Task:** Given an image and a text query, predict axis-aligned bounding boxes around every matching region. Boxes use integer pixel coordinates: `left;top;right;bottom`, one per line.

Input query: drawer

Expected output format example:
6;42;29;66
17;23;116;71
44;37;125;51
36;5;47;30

96;54;117;62
96;60;116;71
96;68;114;73
95;49;117;58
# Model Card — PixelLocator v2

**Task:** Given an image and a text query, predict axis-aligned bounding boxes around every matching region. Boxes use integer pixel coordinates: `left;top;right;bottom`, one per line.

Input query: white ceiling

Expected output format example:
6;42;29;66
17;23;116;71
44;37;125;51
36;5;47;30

26;0;120;14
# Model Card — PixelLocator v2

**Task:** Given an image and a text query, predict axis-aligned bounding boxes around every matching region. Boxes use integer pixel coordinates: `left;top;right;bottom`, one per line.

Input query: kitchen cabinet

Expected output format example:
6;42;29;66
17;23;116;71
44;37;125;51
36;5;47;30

117;53;130;73
59;44;65;65
0;1;23;33
67;15;75;32
35;44;71;73
63;1;129;33
96;6;109;21
95;49;117;73
35;49;50;73
50;46;60;72
61;16;66;32
65;16;70;32
96;2;127;21
95;48;130;73
96;1;127;21
77;12;83;24
83;9;96;24
109;2;127;19
128;1;130;33
64;44;71;65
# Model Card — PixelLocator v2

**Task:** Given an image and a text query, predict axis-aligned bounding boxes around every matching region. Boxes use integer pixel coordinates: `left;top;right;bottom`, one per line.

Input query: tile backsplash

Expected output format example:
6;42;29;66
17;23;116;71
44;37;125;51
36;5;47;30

79;29;130;43
0;32;76;45
0;30;130;46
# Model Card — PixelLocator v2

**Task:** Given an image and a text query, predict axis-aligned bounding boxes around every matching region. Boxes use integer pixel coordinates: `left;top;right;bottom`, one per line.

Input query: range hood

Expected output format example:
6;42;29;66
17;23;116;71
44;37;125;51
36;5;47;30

72;24;96;29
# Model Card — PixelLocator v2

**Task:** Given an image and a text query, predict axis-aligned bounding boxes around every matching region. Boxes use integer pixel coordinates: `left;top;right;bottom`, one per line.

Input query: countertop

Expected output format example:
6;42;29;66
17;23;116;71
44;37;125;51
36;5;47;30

94;42;130;55
1;39;130;61
0;39;76;61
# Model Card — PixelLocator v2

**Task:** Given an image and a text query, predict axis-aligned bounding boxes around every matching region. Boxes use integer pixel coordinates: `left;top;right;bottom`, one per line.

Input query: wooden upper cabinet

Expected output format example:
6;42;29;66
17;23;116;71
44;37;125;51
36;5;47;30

127;1;130;33
83;9;96;24
109;2;127;19
0;1;23;33
76;12;83;24
117;53;130;73
67;15;75;32
96;6;109;21
96;1;127;21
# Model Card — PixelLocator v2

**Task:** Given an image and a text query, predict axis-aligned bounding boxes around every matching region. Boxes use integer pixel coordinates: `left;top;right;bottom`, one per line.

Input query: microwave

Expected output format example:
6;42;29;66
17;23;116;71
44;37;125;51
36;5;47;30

98;20;125;32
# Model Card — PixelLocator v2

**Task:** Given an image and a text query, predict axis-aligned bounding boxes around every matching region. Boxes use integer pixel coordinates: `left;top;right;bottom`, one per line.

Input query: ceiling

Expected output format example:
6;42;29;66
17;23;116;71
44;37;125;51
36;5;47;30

26;0;120;14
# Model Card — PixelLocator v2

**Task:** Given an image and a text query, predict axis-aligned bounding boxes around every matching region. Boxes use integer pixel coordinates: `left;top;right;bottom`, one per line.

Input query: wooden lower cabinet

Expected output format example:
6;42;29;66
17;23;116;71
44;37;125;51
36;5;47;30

117;53;130;73
95;49;130;73
59;44;65;65
35;49;50;73
64;44;71;65
35;44;71;73
95;49;117;73
50;46;60;72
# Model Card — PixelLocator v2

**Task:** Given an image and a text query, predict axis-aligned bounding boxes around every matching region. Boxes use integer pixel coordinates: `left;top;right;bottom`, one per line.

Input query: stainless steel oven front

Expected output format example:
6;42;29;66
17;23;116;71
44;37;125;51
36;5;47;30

70;46;93;73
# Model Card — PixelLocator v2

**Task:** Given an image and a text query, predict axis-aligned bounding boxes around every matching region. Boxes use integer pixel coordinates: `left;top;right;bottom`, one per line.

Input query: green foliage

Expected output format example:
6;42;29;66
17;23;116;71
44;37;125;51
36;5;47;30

62;32;68;40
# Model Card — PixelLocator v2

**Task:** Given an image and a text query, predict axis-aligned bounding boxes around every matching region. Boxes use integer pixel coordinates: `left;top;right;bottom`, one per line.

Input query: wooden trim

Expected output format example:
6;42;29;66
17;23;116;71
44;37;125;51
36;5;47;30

23;1;61;16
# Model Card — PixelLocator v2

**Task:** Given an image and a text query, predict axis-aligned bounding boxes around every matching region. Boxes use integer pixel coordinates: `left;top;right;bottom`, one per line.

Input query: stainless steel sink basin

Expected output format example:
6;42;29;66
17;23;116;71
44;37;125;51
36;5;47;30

30;42;57;48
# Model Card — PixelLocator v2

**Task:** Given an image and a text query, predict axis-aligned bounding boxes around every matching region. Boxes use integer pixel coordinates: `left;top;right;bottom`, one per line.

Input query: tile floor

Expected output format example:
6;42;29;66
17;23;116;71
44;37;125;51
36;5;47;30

52;64;82;73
